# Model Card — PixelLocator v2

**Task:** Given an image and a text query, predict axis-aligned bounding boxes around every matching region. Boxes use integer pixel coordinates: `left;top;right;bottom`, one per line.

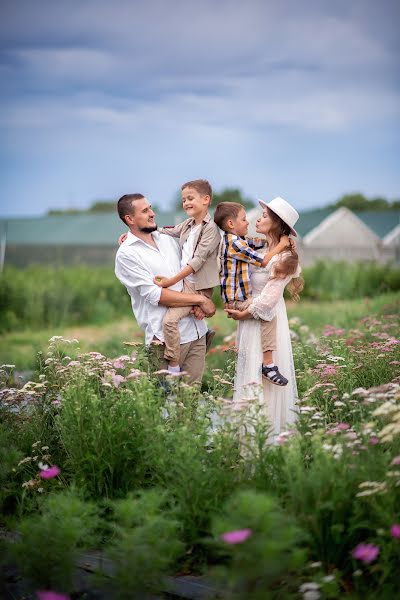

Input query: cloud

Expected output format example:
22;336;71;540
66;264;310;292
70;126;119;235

0;0;399;215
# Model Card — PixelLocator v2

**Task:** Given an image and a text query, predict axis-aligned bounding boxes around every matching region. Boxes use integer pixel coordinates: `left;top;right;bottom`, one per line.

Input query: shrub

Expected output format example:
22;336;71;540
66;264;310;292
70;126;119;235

101;490;183;599
11;490;98;594
211;490;307;599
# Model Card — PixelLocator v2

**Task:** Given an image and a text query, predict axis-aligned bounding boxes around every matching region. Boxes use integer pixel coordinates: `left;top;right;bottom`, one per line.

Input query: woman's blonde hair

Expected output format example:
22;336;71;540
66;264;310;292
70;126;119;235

266;208;304;302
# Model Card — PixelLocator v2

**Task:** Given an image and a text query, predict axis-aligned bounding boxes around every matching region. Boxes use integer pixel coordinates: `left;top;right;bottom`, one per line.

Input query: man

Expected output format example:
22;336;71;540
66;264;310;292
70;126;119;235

115;193;216;383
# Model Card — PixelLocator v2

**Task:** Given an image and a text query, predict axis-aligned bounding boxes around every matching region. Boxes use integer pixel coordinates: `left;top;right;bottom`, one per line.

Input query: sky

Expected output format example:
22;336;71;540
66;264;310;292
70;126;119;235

0;0;399;217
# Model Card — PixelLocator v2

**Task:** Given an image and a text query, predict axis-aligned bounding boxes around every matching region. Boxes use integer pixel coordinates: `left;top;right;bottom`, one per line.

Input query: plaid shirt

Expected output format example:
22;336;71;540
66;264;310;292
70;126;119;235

220;233;265;302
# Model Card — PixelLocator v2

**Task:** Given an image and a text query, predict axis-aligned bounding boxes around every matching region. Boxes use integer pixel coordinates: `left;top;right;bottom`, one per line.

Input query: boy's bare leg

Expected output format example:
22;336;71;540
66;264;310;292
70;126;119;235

260;317;288;386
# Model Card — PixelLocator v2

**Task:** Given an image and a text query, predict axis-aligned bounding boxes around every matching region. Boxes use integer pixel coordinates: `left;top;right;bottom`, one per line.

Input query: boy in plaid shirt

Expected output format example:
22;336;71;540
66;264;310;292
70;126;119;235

214;201;290;386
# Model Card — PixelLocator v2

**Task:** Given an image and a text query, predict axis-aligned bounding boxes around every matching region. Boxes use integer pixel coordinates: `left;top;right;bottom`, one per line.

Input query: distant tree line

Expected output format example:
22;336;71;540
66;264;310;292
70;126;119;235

47;190;399;216
329;193;400;212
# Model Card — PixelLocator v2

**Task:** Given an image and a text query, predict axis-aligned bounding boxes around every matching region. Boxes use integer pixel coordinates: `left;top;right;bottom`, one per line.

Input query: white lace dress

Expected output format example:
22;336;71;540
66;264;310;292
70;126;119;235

233;253;300;440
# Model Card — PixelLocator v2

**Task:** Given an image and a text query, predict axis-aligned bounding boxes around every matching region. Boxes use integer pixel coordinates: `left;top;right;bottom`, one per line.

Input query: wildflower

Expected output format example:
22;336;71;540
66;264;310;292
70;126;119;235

39;465;60;479
299;582;320;591
352;543;379;564
309;562;322;568
391;456;400;465
276;430;295;444
304;592;320;600
37;591;71;600
221;528;252;544
356;481;387;497
67;360;81;367
322;575;335;583
111;373;126;388
369;436;379;445
390;524;400;538
337;423;350;430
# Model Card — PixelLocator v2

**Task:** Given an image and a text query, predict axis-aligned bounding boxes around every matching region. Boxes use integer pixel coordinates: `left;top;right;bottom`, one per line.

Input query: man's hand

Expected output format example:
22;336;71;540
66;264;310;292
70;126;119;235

191;306;206;320
224;308;252;321
198;296;216;317
118;232;128;246
154;276;174;288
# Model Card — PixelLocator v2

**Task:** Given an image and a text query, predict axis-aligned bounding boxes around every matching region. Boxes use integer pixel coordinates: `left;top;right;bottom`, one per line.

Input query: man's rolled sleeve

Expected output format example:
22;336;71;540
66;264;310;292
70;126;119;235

115;252;162;306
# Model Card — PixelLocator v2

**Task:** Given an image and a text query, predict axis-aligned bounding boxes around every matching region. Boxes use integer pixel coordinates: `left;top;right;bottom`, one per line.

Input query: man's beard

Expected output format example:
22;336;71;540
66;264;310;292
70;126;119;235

139;224;157;234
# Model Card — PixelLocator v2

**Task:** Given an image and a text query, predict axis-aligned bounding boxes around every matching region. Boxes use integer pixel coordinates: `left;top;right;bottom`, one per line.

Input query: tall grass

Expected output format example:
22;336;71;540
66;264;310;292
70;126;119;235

1;261;399;332
300;260;400;300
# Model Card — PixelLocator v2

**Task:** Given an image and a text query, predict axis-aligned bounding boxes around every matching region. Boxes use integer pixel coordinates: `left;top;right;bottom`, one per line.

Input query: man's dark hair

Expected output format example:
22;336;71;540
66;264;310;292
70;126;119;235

117;194;145;224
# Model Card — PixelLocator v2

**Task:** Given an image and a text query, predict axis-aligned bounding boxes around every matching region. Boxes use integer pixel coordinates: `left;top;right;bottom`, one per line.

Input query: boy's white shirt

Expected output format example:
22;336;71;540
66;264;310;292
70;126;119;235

115;230;207;345
181;223;202;282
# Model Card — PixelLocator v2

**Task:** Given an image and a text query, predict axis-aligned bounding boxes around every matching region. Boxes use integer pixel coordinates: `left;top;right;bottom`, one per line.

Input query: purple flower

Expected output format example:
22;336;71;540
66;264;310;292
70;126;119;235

352;543;380;564
369;436;379;445
390;524;400;539
39;465;60;479
337;423;350;430
221;528;252;544
37;591;70;600
111;373;126;388
391;456;400;465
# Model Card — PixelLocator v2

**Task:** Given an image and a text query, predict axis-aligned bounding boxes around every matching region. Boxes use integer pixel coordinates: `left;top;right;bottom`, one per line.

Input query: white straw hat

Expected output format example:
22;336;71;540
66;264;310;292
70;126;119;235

258;196;299;236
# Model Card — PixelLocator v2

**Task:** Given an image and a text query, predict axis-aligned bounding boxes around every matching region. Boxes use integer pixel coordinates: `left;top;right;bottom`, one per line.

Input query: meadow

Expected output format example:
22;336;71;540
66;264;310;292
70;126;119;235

0;262;399;599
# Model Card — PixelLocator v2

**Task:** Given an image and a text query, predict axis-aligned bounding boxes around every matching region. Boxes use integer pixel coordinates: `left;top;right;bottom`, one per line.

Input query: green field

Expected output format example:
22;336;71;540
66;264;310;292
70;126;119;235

1;292;398;372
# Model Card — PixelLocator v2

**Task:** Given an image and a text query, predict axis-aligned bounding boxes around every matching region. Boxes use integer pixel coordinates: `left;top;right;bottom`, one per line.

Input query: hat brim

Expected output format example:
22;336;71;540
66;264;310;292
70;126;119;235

258;199;298;237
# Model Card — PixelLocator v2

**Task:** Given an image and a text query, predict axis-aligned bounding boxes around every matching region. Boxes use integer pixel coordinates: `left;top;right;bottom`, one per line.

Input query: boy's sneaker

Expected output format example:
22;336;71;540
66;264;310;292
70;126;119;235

261;364;288;386
205;329;216;353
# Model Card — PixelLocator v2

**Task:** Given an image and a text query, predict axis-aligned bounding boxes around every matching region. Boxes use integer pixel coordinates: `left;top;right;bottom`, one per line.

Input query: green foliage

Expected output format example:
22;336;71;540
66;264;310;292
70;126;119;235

1;262;398;334
56;377;165;498
0;422;22;513
330;192;400;211
213;187;256;210
211;490;307;599
101;490;183;599
12;490;98;593
301;260;400;300
1;296;399;596
0;265;130;332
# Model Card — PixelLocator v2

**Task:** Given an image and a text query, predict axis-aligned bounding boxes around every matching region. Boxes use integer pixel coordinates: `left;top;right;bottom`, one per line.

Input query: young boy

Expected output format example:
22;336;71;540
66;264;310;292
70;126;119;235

153;179;221;373
213;201;290;386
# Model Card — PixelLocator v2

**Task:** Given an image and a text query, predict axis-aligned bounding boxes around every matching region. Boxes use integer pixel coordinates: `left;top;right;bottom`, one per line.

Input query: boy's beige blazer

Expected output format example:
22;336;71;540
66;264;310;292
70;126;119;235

160;213;221;291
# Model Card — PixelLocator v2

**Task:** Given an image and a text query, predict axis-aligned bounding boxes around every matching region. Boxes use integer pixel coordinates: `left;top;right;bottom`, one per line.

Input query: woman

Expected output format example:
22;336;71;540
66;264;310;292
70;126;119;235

225;197;303;440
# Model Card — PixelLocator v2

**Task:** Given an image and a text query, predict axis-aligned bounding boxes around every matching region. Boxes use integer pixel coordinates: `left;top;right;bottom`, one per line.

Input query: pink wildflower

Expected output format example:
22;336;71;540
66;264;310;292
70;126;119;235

37;591;70;600
111;373;126;388
39;465;60;479
391;456;400;466
390;524;400;539
352;543;379;564
323;325;345;337
337;423;350;430
221;528;252;544
369;436;379;445
67;360;80;367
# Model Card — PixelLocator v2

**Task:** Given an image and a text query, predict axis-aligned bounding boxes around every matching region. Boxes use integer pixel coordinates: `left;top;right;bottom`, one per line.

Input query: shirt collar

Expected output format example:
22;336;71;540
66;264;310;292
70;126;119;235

187;212;211;227
126;229;161;245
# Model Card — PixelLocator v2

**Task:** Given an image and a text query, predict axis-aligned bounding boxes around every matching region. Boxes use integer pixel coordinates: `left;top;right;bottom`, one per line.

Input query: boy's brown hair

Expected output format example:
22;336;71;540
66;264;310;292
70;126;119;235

181;179;212;201
214;201;244;231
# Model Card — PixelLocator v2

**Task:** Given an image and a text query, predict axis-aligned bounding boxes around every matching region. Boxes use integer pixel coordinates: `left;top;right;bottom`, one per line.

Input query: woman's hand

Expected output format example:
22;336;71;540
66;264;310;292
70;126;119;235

118;232;128;246
154;276;174;288
224;308;252;320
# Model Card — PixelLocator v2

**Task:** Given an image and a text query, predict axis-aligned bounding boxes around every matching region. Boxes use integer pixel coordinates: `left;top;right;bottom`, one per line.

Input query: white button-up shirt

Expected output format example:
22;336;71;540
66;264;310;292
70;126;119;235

115;230;207;345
